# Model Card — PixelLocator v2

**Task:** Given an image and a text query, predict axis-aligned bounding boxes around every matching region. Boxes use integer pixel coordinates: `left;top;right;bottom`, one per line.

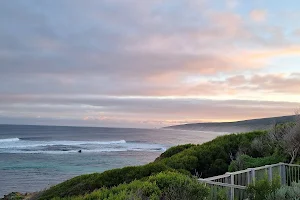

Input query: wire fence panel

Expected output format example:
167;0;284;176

286;165;300;185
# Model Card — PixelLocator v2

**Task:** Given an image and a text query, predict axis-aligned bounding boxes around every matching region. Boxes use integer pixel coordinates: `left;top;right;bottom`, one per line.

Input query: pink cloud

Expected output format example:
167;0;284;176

226;0;239;9
250;9;267;22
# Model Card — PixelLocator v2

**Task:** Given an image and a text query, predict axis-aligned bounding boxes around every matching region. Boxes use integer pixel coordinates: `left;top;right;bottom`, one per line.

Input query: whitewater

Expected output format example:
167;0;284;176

0;137;166;154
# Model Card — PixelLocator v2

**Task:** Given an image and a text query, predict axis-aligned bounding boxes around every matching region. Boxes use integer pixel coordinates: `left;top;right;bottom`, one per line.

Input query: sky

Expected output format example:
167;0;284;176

1;0;300;128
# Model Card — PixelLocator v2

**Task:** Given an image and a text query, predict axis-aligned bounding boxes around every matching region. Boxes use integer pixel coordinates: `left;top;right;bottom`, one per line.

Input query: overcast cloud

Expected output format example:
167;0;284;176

1;0;300;127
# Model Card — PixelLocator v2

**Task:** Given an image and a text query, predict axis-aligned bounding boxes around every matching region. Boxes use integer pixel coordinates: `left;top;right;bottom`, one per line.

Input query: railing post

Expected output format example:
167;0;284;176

268;165;273;182
280;163;286;185
247;170;251;185
251;168;256;184
230;173;234;200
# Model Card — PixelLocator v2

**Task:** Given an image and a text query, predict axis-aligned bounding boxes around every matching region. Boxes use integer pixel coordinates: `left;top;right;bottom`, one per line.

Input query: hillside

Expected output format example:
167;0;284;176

164;115;296;132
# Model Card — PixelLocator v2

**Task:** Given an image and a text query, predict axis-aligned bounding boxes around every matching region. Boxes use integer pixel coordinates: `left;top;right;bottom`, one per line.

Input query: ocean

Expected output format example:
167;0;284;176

0;125;224;197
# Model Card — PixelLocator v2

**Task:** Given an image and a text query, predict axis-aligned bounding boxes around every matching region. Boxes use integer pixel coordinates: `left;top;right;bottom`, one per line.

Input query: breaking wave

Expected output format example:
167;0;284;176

0;138;20;142
0;138;166;154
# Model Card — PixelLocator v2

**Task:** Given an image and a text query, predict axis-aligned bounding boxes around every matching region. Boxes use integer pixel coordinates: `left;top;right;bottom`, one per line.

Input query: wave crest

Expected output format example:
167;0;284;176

0;138;167;154
0;138;20;142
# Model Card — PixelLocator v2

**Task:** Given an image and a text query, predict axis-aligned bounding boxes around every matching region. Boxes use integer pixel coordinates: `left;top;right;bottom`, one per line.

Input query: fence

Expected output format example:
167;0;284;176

198;162;300;200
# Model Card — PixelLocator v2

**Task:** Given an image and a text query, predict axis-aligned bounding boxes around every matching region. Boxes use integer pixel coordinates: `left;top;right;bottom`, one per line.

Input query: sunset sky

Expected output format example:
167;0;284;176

1;0;300;128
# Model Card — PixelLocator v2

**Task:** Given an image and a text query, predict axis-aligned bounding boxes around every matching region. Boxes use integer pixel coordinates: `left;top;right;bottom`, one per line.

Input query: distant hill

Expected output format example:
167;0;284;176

164;115;296;133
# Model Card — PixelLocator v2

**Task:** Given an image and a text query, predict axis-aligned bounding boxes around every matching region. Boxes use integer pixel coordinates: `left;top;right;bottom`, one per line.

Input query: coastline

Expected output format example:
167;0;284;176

1;126;223;198
2;120;296;199
3;130;265;199
2;125;298;200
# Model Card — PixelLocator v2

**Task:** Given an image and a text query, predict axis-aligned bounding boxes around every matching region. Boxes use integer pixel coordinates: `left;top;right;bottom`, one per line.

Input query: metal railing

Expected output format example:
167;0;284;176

198;162;300;200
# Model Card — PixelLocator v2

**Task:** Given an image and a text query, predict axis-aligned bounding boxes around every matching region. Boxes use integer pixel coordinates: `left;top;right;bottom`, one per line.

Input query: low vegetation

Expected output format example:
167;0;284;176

155;144;195;161
228;154;284;172
38;163;173;199
246;177;300;200
247;175;281;200
266;182;300;200
52;172;209;200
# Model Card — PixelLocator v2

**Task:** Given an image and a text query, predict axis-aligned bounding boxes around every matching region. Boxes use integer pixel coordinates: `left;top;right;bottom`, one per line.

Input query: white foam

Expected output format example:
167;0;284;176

0;139;166;154
0;138;20;142
3;147;165;154
90;140;126;145
0;139;127;149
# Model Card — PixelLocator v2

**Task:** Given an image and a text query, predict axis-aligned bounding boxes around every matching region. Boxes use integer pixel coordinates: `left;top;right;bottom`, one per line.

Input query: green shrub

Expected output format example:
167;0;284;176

52;180;161;200
207;188;229;200
39;162;171;199
148;171;209;200
266;182;300;200
247;175;281;200
52;172;209;200
162;131;267;177
228;154;285;172
155;144;195;161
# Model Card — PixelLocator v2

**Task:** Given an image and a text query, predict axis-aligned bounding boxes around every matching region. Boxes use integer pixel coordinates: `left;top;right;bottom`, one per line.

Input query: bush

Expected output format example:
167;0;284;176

247;175;281;200
148;171;209;200
38;162;172;199
155;144;195;161
53;172;209;200
206;188;229;200
266;182;300;200
250;136;275;157
228;154;285;172
161;131;267;177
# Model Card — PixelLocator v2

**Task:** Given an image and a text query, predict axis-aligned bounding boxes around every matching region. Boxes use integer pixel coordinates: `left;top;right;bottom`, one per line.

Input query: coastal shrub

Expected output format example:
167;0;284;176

265;118;300;164
228;154;285;172
148;171;209;199
207;188;229;200
161;131;267;177
39;162;172;199
250;136;275;157
52;180;161;200
82;180;161;200
161;154;199;171
155;144;195;161
247;175;281;200
248;123;294;158
52;172;209;200
265;181;300;200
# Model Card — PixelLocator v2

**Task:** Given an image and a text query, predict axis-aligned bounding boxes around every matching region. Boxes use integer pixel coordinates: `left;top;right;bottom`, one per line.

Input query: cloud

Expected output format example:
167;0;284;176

204;73;300;98
226;0;239;9
0;1;286;79
250;9;267;22
0;0;300;127
0;94;298;127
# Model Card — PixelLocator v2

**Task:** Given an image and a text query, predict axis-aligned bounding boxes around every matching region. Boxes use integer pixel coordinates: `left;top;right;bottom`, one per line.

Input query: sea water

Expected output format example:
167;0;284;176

0;125;224;196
